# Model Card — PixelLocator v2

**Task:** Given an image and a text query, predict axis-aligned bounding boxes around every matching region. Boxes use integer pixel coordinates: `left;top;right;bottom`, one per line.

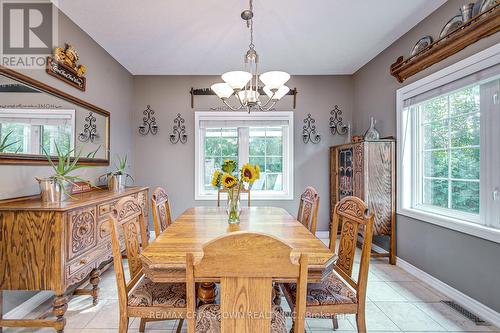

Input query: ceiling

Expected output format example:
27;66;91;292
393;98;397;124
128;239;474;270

54;0;446;75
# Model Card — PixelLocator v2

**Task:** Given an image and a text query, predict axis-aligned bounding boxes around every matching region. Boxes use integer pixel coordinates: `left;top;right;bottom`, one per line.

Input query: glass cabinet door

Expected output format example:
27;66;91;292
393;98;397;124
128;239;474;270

338;147;353;199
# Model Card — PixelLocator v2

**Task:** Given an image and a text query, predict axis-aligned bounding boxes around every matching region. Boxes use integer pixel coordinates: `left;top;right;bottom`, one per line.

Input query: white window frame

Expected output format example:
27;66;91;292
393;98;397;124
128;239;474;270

0;108;76;154
195;111;294;201
396;43;500;244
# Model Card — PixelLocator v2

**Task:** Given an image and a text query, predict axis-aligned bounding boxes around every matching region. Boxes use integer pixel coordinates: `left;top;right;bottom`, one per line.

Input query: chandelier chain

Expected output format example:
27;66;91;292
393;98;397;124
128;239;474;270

248;0;254;49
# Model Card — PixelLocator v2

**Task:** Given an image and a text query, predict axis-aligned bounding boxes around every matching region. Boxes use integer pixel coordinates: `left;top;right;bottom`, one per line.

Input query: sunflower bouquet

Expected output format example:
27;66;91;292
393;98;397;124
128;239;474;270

211;159;260;223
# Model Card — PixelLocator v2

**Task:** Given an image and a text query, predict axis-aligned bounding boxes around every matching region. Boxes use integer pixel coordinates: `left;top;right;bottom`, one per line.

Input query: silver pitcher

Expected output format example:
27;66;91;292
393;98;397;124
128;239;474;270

36;178;67;203
108;174;126;192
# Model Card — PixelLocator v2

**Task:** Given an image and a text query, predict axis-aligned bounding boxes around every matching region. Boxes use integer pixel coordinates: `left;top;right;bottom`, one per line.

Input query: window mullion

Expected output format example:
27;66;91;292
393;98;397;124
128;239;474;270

238;127;249;167
447;96;452;210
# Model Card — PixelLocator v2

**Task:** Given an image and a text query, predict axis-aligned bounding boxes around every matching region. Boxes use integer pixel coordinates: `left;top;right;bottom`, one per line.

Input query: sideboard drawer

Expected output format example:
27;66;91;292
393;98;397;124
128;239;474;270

67;207;98;260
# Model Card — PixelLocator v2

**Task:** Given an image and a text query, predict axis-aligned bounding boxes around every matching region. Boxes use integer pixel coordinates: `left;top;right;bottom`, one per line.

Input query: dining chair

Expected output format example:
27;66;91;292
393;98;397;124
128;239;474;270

151;187;173;237
109;196;187;333
282;196;374;333
297;186;320;234
186;232;309;333
217;188;251;207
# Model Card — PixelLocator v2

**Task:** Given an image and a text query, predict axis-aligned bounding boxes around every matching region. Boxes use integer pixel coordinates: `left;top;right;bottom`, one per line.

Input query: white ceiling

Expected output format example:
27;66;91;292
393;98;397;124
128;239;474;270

54;0;446;75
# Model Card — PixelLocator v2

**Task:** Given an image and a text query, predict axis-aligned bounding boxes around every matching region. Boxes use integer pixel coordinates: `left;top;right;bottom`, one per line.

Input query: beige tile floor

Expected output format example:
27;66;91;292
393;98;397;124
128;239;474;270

3;238;499;333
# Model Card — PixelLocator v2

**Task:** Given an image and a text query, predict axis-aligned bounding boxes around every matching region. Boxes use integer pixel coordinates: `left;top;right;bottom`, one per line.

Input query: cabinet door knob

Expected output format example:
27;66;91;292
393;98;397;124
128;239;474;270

493;189;499;201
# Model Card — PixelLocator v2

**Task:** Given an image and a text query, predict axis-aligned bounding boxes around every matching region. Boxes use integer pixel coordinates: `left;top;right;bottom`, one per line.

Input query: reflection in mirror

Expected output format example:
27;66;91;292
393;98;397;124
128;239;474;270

0;70;109;163
0;109;75;155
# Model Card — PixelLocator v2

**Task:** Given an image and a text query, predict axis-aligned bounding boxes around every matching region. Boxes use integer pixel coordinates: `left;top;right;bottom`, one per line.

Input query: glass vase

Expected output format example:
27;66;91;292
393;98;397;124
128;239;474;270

226;187;241;224
364;116;380;141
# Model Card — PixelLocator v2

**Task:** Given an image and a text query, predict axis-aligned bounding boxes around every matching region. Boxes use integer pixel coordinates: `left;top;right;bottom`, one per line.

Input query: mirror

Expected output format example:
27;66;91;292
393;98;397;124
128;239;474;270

0;66;109;165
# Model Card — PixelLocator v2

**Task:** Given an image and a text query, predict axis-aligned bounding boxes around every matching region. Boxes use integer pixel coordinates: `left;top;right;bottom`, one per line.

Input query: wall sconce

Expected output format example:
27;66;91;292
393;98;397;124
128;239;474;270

329;105;350;136
302;113;321;144
78;112;99;142
169;113;187;144
138;105;158;135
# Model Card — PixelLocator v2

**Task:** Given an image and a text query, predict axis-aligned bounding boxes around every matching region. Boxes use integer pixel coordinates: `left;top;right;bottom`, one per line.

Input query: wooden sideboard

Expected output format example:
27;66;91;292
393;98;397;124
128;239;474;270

330;141;396;264
0;187;149;332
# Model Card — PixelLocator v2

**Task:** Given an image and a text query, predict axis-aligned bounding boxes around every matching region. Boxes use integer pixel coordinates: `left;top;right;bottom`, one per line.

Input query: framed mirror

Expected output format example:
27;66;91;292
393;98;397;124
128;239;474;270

0;66;109;165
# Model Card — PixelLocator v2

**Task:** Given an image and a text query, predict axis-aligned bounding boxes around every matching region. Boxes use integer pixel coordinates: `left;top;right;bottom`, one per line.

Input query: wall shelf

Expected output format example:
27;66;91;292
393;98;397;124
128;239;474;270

390;4;500;83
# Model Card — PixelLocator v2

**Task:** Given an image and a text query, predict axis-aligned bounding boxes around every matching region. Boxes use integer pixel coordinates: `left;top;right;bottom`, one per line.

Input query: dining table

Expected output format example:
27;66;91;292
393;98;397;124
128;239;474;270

140;206;336;304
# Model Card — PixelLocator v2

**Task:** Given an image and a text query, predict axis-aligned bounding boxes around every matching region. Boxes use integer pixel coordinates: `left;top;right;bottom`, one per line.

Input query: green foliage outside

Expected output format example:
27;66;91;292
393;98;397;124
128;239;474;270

421;85;480;214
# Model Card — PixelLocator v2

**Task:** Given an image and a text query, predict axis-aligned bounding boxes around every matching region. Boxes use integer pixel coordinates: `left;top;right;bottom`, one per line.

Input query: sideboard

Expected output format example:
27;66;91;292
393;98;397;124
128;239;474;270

0;186;149;332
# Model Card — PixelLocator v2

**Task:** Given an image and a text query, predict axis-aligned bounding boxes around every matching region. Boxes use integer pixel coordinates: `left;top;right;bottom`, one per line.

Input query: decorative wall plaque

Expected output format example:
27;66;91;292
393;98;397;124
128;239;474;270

46;44;87;91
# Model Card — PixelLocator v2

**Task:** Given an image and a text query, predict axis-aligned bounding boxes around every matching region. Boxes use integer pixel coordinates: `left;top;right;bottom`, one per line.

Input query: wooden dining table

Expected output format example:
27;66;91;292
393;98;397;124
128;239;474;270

140;206;335;304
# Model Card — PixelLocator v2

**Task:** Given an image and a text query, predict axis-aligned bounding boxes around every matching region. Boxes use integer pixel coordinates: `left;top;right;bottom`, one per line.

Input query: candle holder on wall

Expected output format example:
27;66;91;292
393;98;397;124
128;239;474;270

78;112;99;142
329;105;349;136
302;113;321;144
169;113;187;144
138;105;158;135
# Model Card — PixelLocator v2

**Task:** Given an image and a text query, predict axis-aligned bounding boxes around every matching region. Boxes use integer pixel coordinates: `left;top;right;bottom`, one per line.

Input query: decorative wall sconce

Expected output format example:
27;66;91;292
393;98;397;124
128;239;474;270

78;112;99;142
329;105;349;136
302;113;321;144
169;113;187;144
138;105;158;135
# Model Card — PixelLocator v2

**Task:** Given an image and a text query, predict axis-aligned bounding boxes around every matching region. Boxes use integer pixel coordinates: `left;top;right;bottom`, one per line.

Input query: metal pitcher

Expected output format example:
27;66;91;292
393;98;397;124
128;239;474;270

37;178;66;203
108;174;126;192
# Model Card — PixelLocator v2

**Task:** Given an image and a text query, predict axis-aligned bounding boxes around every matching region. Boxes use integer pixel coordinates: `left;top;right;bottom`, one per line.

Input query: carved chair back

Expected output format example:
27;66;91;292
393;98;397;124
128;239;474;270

217;188;251;207
297;186;320;234
186;232;308;333
109;196;149;310
151;187;173;237
329;196;374;307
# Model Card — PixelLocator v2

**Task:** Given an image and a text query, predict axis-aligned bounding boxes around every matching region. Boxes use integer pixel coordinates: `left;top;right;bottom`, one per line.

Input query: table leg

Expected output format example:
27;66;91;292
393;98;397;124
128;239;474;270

90;268;101;305
53;294;68;333
197;282;216;304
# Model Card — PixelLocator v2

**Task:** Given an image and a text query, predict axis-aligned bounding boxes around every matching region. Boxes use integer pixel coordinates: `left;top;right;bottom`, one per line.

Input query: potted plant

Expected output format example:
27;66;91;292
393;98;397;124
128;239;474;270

0;131;20;152
100;155;133;192
211;159;260;224
37;143;95;204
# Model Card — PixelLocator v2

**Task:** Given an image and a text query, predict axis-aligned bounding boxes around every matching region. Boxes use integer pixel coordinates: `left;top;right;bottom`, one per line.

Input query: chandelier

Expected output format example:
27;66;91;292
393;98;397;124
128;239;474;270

211;0;290;112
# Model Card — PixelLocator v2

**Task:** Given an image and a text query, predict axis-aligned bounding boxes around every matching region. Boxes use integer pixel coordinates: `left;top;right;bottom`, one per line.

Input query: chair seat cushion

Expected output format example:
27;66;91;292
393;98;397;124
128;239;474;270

195;304;287;333
282;271;357;306
128;277;186;307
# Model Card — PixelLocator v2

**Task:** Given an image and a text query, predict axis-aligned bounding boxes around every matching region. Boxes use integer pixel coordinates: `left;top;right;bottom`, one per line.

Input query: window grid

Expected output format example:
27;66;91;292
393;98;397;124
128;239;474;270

418;87;480;214
249;127;283;191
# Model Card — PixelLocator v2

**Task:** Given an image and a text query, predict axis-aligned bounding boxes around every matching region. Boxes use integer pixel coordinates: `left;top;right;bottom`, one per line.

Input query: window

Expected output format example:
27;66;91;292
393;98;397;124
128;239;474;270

0;109;75;155
397;44;500;243
195;111;293;200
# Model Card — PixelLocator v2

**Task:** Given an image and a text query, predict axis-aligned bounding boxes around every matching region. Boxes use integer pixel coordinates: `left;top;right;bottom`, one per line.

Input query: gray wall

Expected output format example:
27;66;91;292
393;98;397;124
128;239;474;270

132;75;353;231
1;10;134;313
352;0;500;312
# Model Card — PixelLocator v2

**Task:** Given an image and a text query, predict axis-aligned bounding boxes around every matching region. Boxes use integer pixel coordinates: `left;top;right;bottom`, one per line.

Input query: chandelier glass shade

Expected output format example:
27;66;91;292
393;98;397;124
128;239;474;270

211;0;290;112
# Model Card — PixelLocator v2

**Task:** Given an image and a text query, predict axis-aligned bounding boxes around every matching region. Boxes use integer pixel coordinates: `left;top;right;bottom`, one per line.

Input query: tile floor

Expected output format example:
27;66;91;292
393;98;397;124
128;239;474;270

3;238;499;333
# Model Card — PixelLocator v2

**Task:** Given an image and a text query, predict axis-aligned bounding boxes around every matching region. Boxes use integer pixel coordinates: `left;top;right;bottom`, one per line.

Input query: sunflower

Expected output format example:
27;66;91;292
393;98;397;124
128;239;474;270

211;170;221;187
221;173;238;189
241;163;258;183
221;159;237;173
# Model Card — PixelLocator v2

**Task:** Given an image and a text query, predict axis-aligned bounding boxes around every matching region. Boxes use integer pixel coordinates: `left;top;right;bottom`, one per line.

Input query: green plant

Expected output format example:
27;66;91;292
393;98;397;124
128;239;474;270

41;143;95;191
100;154;134;182
0;131;20;152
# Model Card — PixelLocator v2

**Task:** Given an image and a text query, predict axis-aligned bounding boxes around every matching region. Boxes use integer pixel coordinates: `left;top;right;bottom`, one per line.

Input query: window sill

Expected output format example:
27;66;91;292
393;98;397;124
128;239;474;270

195;193;294;201
398;207;500;244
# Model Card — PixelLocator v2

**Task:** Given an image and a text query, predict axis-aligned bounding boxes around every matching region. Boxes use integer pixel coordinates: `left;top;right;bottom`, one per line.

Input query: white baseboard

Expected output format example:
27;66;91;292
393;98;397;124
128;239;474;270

315;231;329;239
4;291;53;320
397;257;500;328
